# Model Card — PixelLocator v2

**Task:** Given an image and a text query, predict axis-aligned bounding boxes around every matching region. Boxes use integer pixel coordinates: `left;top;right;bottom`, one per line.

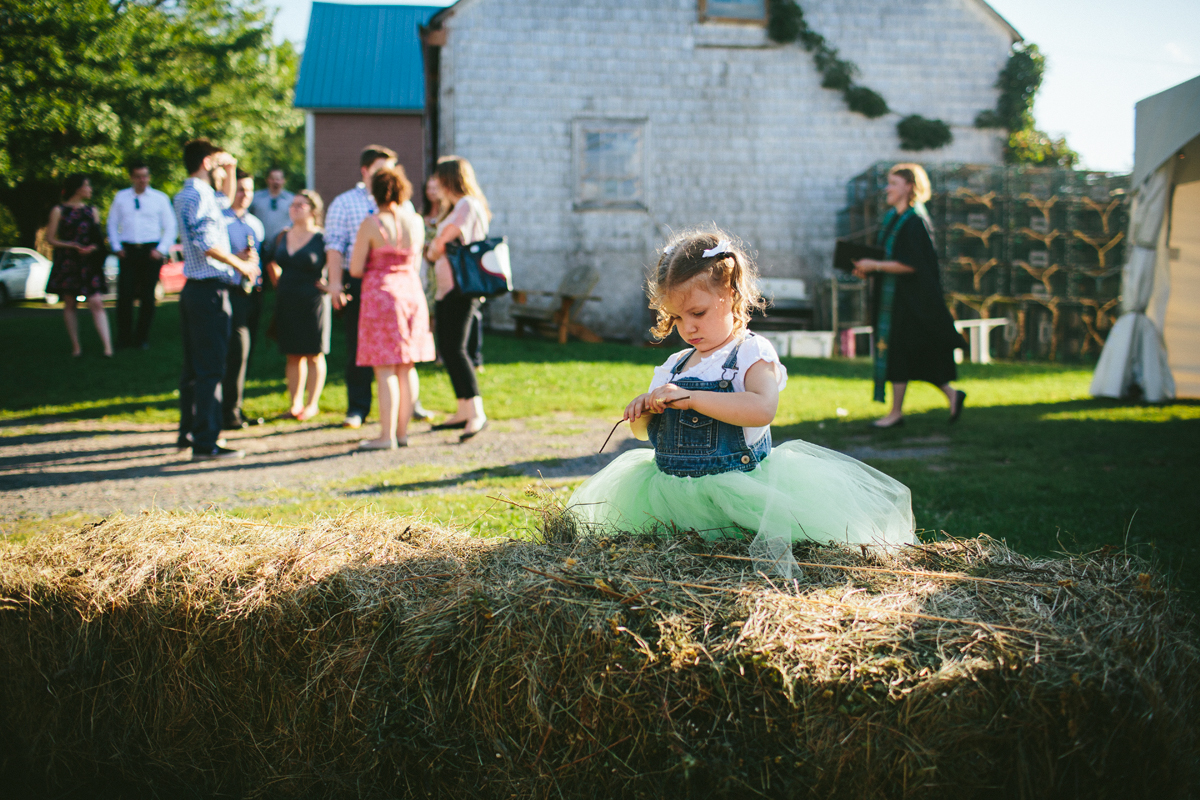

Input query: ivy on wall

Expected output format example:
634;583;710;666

974;43;1079;167
897;116;954;151
765;0;951;150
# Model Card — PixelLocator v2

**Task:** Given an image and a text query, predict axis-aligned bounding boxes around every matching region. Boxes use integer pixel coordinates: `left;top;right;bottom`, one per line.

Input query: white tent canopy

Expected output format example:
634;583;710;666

1091;74;1200;402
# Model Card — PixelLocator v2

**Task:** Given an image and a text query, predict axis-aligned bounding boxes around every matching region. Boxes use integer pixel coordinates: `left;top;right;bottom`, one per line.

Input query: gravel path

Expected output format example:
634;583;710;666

0;414;641;526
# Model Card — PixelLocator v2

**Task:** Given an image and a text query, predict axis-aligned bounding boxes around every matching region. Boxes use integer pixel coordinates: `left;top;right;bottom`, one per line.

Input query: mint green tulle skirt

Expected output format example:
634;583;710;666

567;440;915;576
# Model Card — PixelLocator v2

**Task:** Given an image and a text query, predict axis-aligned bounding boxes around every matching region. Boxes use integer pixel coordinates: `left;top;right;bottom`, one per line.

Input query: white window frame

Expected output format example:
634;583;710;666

572;118;649;212
698;0;768;25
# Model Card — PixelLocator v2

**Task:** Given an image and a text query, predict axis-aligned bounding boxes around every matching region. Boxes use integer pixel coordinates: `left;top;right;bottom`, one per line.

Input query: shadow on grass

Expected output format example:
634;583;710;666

0;446;357;491
772;397;1200;592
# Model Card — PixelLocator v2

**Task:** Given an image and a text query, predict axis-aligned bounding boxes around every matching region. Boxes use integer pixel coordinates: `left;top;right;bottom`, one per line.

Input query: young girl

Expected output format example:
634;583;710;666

568;230;915;577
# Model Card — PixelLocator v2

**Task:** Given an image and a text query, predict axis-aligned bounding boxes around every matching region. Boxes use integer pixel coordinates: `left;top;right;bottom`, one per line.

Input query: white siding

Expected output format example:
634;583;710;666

439;0;1013;337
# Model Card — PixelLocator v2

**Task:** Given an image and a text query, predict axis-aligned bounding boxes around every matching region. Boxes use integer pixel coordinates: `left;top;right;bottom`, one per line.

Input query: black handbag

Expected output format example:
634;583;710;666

445;237;512;298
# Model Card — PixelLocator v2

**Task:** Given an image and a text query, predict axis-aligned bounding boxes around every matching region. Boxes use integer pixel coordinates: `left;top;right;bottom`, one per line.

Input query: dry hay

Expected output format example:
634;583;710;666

0;505;1197;799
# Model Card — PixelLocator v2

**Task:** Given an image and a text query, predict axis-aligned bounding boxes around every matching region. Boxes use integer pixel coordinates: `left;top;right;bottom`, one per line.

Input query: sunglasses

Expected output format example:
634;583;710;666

134;197;140;210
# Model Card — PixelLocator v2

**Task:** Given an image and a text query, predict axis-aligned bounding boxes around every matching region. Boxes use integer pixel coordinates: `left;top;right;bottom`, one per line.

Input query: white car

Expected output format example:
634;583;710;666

0;247;53;304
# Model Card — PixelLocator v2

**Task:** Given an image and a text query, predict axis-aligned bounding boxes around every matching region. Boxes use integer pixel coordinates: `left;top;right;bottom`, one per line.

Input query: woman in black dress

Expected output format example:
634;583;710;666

45;175;113;357
853;163;967;428
265;190;330;421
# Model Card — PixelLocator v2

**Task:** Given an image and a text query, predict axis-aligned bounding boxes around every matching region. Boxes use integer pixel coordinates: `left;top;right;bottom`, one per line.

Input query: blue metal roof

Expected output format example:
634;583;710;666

294;3;442;111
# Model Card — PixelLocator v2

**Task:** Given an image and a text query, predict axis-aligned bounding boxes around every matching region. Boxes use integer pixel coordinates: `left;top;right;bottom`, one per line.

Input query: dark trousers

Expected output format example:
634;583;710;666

179;280;233;451
467;306;484;368
343;276;375;419
116;243;163;347
222;286;263;424
435;290;482;399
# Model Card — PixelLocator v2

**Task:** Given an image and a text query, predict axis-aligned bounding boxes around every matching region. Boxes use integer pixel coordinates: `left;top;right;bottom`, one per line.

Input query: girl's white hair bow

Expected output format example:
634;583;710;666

702;240;732;259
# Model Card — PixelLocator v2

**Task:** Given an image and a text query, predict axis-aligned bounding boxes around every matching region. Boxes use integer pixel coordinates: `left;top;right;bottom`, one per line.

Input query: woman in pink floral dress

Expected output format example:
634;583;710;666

347;165;435;449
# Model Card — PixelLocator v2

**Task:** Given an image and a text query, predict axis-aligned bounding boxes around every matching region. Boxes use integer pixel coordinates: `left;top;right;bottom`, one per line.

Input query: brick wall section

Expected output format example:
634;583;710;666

312;113;426;210
439;0;1014;338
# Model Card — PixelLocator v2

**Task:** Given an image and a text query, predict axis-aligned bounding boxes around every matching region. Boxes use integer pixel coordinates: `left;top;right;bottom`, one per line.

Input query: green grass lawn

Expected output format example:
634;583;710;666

4;298;1199;593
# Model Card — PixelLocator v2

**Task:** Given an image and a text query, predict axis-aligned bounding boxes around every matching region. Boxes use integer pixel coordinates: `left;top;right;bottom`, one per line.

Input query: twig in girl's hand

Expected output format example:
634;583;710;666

598;419;624;454
597;396;691;453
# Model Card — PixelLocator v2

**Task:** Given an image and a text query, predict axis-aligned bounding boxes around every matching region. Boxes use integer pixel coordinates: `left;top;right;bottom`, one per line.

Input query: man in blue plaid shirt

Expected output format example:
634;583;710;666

325;145;430;428
173;140;260;461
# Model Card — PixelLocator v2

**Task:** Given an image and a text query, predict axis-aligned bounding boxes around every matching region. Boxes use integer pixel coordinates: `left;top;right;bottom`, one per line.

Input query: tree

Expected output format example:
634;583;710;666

0;0;303;247
975;43;1078;168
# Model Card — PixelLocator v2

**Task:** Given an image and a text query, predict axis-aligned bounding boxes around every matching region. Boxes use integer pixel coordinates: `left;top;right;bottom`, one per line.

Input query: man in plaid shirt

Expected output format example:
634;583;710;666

324;145;429;428
173;139;260;461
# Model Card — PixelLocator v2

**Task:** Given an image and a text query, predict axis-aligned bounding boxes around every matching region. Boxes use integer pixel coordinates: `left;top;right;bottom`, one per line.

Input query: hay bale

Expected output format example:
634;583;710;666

0;509;1197;798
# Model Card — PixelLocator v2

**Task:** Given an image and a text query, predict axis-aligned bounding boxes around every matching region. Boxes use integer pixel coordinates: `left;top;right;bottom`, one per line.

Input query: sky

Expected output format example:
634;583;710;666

265;0;1200;173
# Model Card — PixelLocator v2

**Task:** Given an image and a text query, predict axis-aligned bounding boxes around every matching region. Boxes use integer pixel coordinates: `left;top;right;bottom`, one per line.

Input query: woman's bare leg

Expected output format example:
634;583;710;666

395;363;413;442
286;355;306;415
300;353;327;418
874;382;906;427
368;366;399;444
63;297;82;356
408;368;421;415
460;395;486;435
86;293;113;356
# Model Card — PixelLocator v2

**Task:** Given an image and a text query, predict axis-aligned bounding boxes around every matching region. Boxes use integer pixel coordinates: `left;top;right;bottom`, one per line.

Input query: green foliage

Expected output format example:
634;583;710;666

1007;128;1080;168
973;43;1076;166
845;86;889;119
0;203;19;247
0;0;303;246
813;46;856;91
997;43;1045;131
897;115;954;151
766;0;804;43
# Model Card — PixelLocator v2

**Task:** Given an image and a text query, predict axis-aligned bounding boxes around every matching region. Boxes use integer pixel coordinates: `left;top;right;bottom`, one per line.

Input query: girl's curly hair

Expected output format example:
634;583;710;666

646;228;765;341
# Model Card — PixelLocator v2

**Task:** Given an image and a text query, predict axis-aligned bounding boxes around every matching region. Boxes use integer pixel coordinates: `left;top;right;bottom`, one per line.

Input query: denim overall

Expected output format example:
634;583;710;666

647;336;773;478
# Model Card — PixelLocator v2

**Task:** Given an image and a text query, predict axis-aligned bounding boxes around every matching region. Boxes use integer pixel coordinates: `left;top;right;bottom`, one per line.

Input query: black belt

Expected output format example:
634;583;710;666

186;278;238;288
121;242;161;248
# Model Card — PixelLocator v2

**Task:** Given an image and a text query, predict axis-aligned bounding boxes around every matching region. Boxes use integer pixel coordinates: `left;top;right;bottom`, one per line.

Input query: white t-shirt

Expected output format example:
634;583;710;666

648;332;788;446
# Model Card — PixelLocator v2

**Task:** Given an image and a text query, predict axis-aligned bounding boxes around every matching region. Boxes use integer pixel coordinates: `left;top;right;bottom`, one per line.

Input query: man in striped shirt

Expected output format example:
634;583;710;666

324;145;430;428
173;139;260;461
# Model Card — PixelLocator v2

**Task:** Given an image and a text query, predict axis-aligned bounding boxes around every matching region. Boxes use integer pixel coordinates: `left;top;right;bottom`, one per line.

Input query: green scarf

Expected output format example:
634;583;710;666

872;207;917;402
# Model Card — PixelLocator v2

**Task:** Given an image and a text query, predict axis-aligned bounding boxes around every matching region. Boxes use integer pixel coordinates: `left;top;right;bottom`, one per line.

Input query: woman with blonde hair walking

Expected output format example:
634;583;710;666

853;163;967;428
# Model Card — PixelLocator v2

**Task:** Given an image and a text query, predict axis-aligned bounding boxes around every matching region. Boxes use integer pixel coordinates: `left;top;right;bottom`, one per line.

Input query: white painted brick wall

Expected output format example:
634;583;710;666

440;0;1013;338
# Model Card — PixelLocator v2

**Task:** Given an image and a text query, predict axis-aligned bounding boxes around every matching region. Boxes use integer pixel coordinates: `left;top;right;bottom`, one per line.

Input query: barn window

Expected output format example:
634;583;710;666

573;119;647;211
699;0;767;23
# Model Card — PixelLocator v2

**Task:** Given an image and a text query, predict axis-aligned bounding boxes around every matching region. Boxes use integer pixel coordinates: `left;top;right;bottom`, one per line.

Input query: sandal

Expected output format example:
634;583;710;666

459;420;489;442
357;438;399;451
950;390;967;423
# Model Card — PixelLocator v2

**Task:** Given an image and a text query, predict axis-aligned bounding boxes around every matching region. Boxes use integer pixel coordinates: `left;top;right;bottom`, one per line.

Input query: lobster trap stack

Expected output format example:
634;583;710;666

838;163;1131;360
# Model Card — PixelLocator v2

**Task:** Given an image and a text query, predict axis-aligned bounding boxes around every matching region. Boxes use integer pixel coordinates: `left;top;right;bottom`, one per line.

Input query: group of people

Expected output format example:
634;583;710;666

44;152;965;559
44;140;494;460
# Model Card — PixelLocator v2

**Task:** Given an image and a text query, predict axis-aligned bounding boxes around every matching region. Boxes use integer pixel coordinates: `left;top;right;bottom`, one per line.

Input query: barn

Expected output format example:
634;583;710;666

423;0;1020;338
294;2;442;206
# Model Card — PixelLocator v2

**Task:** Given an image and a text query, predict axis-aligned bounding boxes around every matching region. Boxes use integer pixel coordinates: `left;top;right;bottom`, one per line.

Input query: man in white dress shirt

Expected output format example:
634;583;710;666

248;167;294;250
107;162;176;349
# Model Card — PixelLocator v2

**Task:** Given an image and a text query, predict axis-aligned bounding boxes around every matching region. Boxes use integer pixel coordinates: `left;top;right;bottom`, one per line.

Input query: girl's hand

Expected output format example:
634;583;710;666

624;393;653;422
648;383;692;413
852;258;876;278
